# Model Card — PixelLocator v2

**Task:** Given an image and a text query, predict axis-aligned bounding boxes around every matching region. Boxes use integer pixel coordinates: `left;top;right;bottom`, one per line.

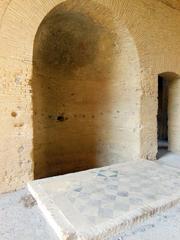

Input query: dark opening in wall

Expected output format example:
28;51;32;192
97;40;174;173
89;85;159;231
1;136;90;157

157;72;180;159
157;75;169;158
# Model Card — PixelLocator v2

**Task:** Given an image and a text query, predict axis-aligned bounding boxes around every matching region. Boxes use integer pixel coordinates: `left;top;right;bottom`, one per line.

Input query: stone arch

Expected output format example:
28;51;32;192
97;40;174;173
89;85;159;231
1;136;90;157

0;0;140;190
32;0;141;179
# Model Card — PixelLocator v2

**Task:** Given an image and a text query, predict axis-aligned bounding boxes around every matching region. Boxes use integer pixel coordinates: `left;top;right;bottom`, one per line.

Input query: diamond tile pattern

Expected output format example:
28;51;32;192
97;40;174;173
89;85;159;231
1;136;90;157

29;160;180;239
62;164;178;225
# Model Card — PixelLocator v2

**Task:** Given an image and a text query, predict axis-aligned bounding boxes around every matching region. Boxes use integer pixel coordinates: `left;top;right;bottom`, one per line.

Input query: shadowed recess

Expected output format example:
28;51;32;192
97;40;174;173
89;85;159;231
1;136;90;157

32;2;120;179
32;0;139;180
34;10;102;72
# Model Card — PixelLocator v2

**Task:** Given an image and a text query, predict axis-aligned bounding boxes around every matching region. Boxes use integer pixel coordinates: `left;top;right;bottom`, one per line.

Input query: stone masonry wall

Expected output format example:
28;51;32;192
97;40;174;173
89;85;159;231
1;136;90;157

0;0;180;192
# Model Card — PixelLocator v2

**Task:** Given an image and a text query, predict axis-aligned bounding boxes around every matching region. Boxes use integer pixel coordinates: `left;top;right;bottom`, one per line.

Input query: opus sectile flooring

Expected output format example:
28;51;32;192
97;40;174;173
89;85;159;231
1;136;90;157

28;160;180;240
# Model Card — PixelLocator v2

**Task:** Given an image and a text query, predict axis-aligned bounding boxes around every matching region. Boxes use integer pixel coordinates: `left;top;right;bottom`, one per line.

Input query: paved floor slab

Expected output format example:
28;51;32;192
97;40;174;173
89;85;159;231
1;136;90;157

1;188;180;240
28;160;180;240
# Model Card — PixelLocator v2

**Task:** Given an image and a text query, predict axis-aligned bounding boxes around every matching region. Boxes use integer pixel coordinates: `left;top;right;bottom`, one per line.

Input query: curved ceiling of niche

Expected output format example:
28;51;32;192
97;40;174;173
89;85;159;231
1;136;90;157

159;72;180;81
159;0;180;10
0;0;140;61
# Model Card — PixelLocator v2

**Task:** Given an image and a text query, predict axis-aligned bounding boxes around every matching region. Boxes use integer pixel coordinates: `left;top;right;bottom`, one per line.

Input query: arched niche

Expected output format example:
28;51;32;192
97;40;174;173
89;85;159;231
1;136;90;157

32;0;141;179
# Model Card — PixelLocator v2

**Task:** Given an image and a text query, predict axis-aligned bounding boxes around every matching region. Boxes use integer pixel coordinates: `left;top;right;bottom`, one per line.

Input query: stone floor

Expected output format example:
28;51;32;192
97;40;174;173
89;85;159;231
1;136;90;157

1;188;180;240
28;158;180;240
158;151;180;169
0;189;58;240
1;153;180;240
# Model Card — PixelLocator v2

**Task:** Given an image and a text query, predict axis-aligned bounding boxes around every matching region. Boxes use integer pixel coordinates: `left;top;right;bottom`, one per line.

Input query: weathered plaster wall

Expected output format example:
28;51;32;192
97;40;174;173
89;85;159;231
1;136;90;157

0;0;180;192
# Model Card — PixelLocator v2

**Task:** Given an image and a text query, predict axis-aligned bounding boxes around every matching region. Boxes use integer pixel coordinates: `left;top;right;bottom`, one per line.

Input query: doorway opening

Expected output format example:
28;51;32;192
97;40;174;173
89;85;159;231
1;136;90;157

157;75;169;158
157;72;180;159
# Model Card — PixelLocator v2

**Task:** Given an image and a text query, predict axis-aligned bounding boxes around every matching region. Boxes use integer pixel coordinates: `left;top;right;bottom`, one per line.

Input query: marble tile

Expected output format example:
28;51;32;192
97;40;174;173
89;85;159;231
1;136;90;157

28;160;180;240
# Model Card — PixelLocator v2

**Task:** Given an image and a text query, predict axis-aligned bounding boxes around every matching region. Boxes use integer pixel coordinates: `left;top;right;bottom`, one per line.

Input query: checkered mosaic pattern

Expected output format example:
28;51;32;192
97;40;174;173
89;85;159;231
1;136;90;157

49;161;180;226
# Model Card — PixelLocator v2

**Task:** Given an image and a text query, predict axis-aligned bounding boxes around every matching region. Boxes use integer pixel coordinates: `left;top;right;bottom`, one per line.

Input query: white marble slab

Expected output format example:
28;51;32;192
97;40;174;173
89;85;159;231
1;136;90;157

28;160;180;240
